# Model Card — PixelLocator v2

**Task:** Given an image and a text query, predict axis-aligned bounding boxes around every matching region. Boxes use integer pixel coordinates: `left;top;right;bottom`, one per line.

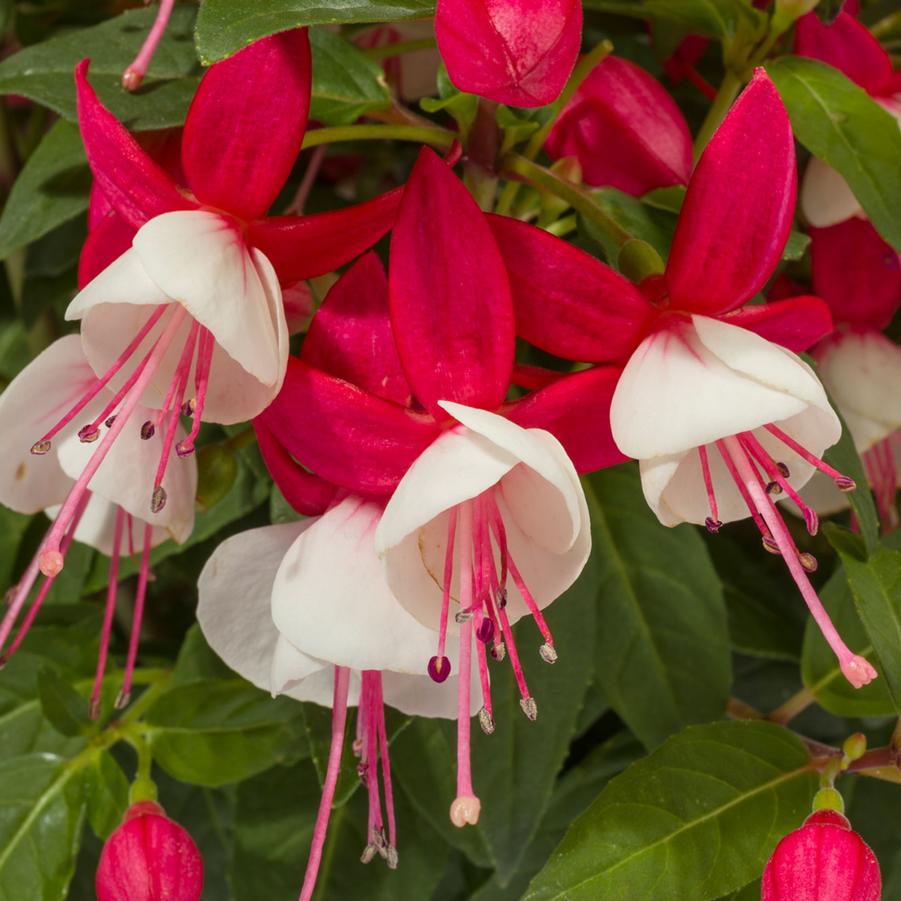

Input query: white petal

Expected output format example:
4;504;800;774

198;522;316;692
800;157;864;227
0;336;102;513
611;316;840;460
817;330;901;453
56;404;197;545
70;214;288;424
376;408;590;632
133;211;282;387
382;670;477;719
271;496;458;676
269;634;328;697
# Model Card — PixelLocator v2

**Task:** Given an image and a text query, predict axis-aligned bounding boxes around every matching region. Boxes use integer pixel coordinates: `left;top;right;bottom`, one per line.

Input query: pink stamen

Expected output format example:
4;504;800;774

0;492;90;662
740;432;818;535
122;0;176;91
176;328;214;456
764;423;855;489
437;507;457;662
155;321;198;428
299;665;350;901
721;435;876;689
495;596;532;708
373;675;397;858
364;673;383;846
697;445;722;532
714;438;775;543
32;305;167;451
38;306;187;577
117;521;154;709
90;506;126;721
450;501;480;829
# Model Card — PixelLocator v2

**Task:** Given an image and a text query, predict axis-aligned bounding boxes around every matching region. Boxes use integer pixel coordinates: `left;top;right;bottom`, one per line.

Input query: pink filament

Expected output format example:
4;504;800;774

720;436;858;668
40;306;187;571
697;445;719;522
34;306;166;448
474;612;492;717
90;506;126;720
715;438;774;541
118;521;154;708
122;0;176;90
299;665;350;901
178;328;215;453
496;595;530;702
373;675;396;849
764;423;848;482
363;672;383;842
437;507;457;661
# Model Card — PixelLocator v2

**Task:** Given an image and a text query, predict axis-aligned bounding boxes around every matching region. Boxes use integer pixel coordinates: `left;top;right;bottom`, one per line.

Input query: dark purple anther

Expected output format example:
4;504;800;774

705;517;723;534
428;654;451;683
140;421;156;440
78;424;100;443
476;618;495;643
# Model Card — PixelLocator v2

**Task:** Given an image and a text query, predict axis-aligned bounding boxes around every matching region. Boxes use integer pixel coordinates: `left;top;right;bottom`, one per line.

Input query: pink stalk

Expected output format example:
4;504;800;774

715;438;776;544
299;665;350;901
117;521;154;709
373;675;397;855
721;436;876;689
764;423;855;488
697;445;721;529
122;0;176;91
177;328;215;455
39;305;187;577
364;673;383;845
496;596;530;704
155;321;198;428
90;506;126;720
437;507;457;661
33;306;166;451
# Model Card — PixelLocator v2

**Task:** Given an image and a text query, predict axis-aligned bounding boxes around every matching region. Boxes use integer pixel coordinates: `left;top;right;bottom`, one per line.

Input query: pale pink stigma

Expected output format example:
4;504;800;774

117;521;154;710
718;435;876;690
90;506;126;720
122;0;176;91
299;666;350;901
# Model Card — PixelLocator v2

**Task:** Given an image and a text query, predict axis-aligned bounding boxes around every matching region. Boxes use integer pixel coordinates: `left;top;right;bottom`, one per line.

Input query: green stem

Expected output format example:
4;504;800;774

500;153;632;248
768;685;816;725
693;69;743;158
301;124;455;151
364;37;436;60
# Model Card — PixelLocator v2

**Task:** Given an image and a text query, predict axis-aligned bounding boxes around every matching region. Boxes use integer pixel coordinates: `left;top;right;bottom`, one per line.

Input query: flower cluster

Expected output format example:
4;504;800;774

0;2;898;897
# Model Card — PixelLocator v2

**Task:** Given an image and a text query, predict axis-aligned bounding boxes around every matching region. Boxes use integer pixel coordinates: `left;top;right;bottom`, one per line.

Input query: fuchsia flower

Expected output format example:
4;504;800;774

256;148;608;829
435;0;582;107
490;70;876;689
25;29;396;581
762;809;881;901
796;11;901;227
805;218;901;528
545;55;693;193
96;801;203;901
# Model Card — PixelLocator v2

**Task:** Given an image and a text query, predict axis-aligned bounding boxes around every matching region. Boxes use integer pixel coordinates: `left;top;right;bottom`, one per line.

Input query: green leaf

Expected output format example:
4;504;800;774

829;530;901;712
0;120;88;262
195;0;437;64
144;679;307;786
230;759;448;901
767;56;901;253
84;752;128;840
582;187;675;264
582;0;765;39
310;29;391;126
0;7;200;130
800;562;895;716
587;467;731;748
37;668;91;737
0;753;87;901
392;562;600;877
524;721;817;901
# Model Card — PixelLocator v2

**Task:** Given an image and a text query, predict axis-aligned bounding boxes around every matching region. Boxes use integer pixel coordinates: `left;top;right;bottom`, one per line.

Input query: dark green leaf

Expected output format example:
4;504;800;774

37;668;90;737
0;753;87;901
392;562;600;877
0;7;200;130
582;0;765;39
829;530;901;712
847;776;901;893
84;752;128;840
801;562;895;716
144;679;307;786
310;29;391;126
525;721;817;901
767;57;901;253
0;121;88;262
587;467;731;748
195;0;437;64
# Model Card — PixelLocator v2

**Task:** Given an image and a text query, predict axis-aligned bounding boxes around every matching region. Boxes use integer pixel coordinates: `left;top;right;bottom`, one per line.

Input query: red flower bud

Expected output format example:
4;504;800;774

762;809;881;900
96;801;204;901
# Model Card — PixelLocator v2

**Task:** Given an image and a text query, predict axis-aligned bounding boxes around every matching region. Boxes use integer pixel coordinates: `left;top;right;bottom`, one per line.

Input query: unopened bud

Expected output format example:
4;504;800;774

842;732;867;766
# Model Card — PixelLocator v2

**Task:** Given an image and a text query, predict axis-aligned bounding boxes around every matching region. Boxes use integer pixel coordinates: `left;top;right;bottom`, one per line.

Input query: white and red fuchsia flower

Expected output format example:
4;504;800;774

488;70;877;690
0;29;398;709
545;54;693;193
802;218;901;529
796;10;901;227
435;0;582;107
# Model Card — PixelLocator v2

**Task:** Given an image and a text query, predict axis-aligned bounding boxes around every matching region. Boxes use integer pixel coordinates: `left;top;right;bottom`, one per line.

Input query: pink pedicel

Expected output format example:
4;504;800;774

121;0;176;92
710;434;876;690
426;488;556;828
